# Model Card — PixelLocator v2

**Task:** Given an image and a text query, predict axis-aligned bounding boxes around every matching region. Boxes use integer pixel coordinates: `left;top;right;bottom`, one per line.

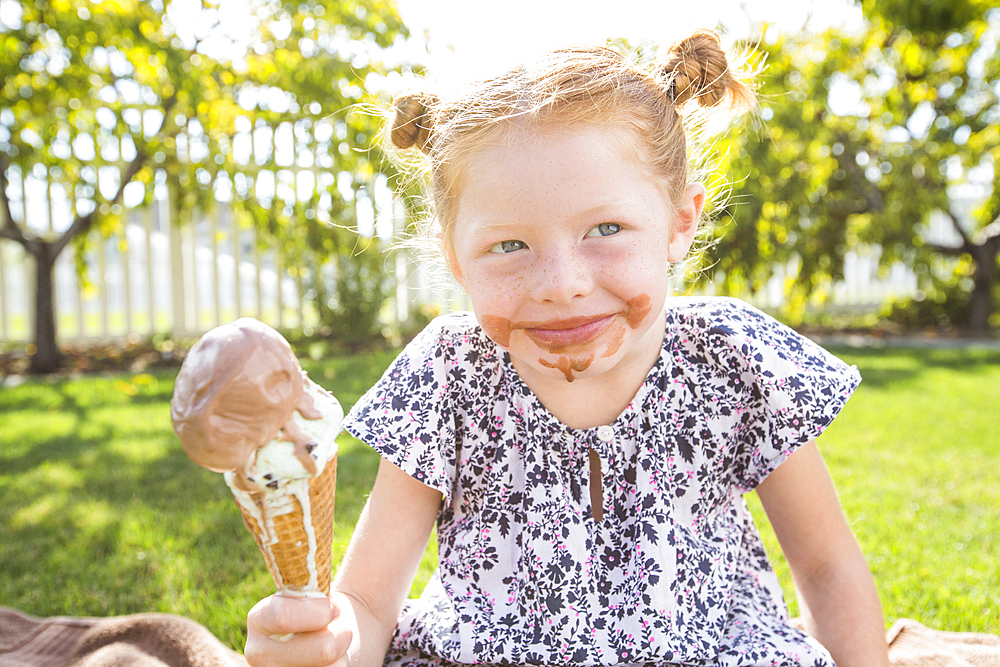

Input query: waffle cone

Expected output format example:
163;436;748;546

235;455;337;596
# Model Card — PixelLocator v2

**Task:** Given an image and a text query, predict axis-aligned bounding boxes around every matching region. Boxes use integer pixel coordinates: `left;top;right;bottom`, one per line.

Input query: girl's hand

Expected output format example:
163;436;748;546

245;594;353;667
244;457;441;667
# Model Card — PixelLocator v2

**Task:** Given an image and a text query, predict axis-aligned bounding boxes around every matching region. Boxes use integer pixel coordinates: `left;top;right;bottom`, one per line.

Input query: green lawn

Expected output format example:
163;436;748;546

1;345;998;650
749;345;1000;633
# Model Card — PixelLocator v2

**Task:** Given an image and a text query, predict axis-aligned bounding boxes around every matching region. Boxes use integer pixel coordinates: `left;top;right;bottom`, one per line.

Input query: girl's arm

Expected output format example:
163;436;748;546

245;457;442;667
755;440;890;667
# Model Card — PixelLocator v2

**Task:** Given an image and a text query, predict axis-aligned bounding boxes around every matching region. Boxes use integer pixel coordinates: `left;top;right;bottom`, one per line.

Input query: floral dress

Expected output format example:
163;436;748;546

343;297;861;667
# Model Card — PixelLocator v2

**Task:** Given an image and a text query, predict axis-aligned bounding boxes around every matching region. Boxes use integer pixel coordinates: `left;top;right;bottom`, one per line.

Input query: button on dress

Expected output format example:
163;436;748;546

344;297;861;667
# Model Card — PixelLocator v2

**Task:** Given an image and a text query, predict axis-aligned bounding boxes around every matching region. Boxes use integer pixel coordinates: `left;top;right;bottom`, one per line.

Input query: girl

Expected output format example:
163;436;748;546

246;31;890;667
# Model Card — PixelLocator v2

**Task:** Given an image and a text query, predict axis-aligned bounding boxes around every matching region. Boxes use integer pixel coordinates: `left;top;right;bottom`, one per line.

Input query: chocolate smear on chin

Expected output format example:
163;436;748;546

539;354;595;383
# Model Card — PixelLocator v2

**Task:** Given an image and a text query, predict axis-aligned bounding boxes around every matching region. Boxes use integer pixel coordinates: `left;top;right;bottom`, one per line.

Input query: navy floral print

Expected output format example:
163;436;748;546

344;297;861;667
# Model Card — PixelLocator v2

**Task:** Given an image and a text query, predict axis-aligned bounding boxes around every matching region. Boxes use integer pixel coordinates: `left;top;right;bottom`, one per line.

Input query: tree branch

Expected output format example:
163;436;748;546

977;218;1000;246
943;209;973;250
835;133;884;214
51;90;177;258
975;201;1000;242
0;153;33;248
52;147;148;258
926;242;967;257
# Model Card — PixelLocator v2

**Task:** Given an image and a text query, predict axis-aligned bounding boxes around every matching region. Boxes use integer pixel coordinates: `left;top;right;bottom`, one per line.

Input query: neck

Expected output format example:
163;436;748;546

512;309;666;429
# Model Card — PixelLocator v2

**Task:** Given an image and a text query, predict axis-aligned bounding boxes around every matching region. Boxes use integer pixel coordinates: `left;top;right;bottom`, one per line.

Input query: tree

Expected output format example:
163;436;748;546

707;5;1000;332
0;0;409;372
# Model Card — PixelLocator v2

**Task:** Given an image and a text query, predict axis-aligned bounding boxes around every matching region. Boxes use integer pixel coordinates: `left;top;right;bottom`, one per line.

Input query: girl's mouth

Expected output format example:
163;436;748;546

522;314;615;349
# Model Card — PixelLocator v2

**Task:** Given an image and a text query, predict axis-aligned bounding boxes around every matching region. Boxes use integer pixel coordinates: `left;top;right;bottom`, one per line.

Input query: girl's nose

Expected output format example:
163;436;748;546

531;248;594;304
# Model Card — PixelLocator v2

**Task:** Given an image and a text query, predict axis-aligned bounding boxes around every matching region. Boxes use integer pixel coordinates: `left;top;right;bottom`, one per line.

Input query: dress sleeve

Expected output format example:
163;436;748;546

342;316;470;505
685;299;862;492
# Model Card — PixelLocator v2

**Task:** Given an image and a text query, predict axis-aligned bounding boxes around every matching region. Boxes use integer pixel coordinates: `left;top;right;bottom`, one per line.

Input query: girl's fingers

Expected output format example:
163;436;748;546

245;595;352;667
245;626;350;667
249;595;336;636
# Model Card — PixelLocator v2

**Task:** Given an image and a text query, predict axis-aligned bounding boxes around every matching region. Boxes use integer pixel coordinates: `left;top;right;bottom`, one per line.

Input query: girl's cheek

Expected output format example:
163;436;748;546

625;294;652;328
467;265;528;303
479;315;514;347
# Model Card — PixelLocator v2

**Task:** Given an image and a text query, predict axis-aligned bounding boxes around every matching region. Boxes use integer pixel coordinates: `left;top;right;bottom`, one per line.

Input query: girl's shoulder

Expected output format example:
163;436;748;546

663;296;857;378
404;310;496;362
665;295;781;333
383;311;506;398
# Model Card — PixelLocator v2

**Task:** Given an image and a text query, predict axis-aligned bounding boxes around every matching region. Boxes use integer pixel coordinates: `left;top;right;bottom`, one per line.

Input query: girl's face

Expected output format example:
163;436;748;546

448;123;703;386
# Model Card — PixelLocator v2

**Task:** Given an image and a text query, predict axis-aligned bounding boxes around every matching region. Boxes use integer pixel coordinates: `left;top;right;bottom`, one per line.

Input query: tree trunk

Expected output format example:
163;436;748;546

28;242;61;374
967;243;996;335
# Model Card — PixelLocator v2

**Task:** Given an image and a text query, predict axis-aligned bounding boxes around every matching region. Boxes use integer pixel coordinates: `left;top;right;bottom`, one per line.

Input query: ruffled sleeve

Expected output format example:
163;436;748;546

343;313;484;505
671;298;861;492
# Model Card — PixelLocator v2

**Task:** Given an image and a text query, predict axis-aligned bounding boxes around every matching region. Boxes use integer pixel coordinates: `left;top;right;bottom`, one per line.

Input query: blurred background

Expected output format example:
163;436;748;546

2;0;998;375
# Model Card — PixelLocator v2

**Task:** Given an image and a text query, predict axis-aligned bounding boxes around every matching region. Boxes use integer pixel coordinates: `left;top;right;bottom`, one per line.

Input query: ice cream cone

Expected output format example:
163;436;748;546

234;453;337;596
170;318;344;598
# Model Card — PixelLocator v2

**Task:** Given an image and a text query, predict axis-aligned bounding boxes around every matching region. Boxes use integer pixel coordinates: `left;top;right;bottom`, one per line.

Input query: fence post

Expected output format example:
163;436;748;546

122;217;134;335
169;198;187;336
143;206;155;333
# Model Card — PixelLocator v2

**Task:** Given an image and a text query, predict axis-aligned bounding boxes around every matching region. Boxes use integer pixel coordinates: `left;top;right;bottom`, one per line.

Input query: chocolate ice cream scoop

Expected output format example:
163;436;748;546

170;317;322;476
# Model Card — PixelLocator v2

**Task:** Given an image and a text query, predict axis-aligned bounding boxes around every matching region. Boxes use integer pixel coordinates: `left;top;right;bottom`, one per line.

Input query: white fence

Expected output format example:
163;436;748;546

0;194;472;346
6;175;975;348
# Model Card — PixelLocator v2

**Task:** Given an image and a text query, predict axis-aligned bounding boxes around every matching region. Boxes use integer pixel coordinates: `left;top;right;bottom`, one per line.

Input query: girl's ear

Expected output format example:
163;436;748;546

667;183;706;262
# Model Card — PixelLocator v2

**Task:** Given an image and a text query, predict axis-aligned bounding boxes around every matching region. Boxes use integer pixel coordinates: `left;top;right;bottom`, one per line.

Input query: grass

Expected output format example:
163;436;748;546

1;345;998;651
750;345;1000;632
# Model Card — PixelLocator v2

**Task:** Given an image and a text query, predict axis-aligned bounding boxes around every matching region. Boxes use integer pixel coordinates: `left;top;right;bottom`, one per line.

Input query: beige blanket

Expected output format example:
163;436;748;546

0;608;246;667
2;606;998;666
887;618;1000;667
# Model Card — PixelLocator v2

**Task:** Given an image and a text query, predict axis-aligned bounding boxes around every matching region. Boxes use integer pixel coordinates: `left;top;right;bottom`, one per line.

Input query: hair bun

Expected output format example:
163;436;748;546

390;93;439;153
661;30;754;111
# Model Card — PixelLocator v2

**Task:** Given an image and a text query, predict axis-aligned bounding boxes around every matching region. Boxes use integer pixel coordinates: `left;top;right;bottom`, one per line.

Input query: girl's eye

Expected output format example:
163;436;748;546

586;223;622;238
489;239;526;254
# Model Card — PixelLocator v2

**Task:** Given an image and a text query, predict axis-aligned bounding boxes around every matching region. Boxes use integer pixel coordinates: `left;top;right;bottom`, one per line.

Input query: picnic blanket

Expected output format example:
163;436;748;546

0;607;246;667
1;606;999;667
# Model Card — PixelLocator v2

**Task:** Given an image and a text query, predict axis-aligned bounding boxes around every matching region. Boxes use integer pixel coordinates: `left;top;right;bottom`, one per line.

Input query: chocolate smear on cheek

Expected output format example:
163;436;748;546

600;294;652;358
539;354;594;383
625;294;652;328
479;315;514;347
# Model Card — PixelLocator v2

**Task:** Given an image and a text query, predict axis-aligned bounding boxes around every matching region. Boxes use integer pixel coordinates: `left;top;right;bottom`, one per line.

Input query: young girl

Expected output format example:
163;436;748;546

245;31;890;667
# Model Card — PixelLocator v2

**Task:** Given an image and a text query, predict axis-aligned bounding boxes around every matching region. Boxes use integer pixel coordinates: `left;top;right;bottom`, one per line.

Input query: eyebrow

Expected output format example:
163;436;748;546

468;196;649;231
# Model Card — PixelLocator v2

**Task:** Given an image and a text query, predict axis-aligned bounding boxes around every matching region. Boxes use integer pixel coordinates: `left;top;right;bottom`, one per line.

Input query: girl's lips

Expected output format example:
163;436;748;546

522;314;615;348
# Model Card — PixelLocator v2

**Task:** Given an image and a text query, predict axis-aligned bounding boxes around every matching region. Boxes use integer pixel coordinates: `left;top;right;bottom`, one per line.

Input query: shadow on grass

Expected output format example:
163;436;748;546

828;346;1000;389
0;357;391;624
1;408;251;583
0;370;178;411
